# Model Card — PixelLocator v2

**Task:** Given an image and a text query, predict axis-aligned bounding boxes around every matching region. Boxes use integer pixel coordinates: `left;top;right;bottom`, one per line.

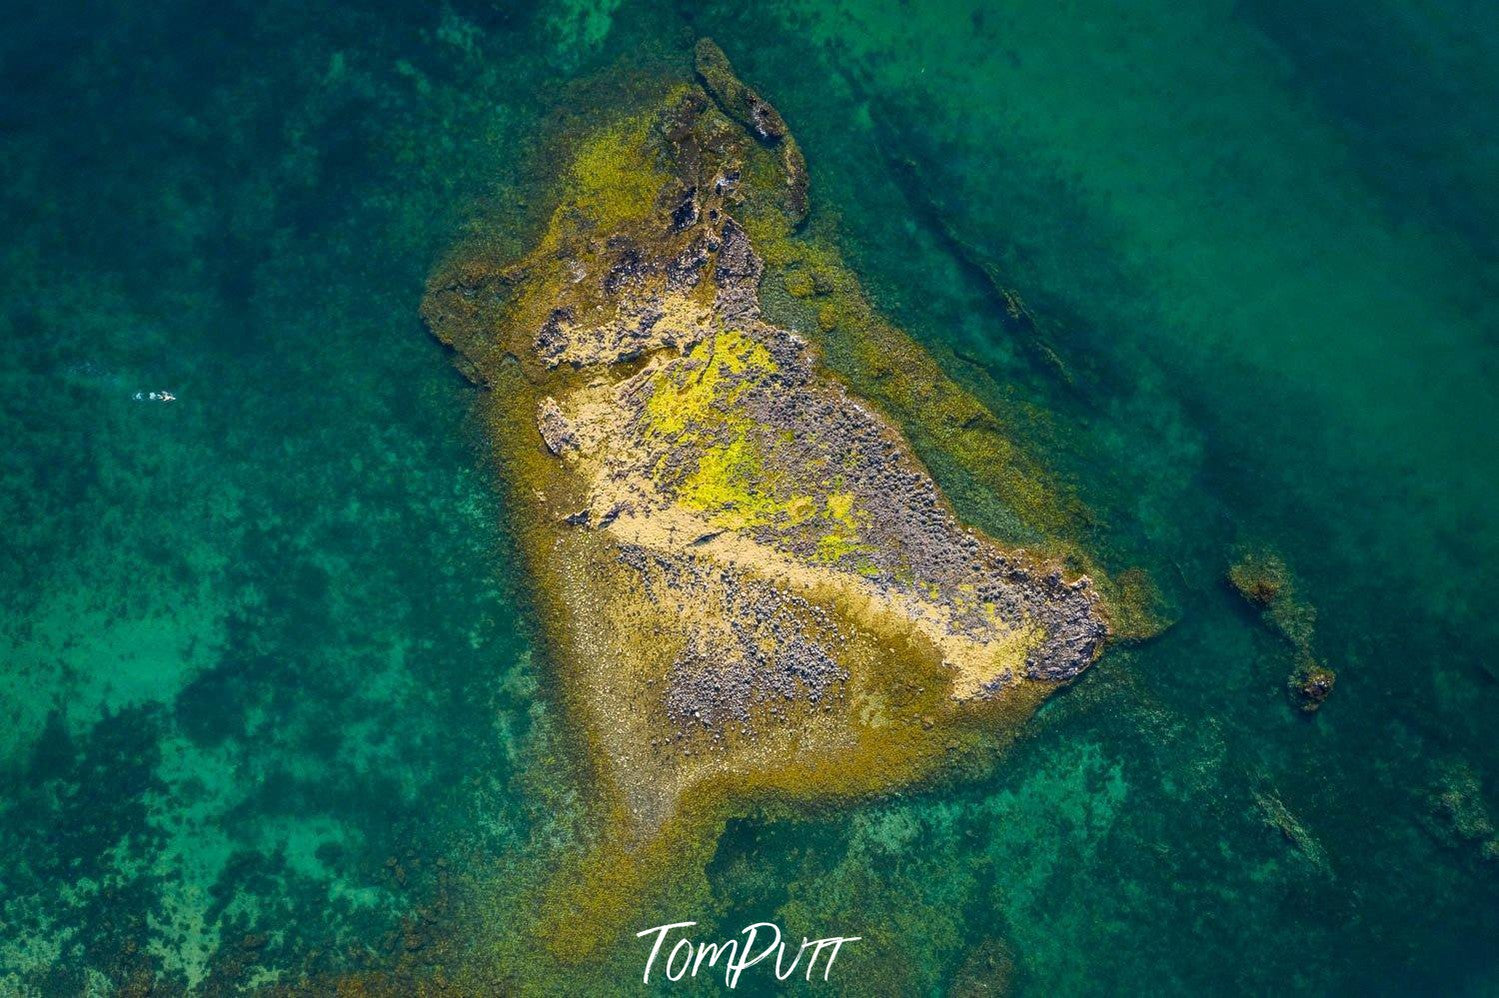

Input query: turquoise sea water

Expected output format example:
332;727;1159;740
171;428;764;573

2;1;1495;993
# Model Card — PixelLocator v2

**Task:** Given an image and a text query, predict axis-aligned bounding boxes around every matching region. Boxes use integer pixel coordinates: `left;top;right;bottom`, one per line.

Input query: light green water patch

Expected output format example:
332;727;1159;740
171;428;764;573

544;0;626;68
140;734;401;989
0;589;221;766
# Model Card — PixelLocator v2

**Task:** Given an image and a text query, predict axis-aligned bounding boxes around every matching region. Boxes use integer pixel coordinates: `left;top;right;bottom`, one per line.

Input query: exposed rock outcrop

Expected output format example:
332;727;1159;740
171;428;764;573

422;42;1112;834
535;396;578;455
694;39;809;226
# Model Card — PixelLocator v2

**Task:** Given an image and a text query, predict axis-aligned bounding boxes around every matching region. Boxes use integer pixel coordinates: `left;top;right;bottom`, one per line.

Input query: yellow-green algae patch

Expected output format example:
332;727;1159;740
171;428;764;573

567;116;675;233
641;328;775;440
417;39;1147;988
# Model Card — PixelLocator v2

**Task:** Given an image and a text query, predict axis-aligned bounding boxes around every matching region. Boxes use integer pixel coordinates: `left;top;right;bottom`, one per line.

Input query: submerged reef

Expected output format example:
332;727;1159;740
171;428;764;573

1227;549;1291;609
1228;546;1336;713
1424;759;1499;864
422;40;1116;965
1287;658;1336;713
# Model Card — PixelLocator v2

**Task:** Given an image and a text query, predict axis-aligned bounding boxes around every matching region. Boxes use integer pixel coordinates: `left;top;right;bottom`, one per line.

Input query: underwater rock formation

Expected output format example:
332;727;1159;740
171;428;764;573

1228;546;1336;713
1228;549;1290;608
949;938;1017;997
1425;759;1499;863
422;41;1109;835
1287;657;1336;714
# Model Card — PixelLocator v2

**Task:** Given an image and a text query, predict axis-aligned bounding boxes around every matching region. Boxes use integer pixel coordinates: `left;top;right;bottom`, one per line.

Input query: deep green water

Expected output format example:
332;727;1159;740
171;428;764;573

2;1;1496;994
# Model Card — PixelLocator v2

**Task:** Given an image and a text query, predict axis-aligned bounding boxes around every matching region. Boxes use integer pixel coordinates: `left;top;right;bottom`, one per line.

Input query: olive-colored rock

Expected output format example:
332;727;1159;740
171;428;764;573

1229;546;1334;713
1227;549;1290;607
694;38;809;225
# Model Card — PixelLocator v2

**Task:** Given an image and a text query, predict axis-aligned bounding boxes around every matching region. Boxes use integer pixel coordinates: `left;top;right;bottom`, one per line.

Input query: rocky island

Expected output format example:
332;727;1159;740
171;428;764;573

422;40;1117;949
